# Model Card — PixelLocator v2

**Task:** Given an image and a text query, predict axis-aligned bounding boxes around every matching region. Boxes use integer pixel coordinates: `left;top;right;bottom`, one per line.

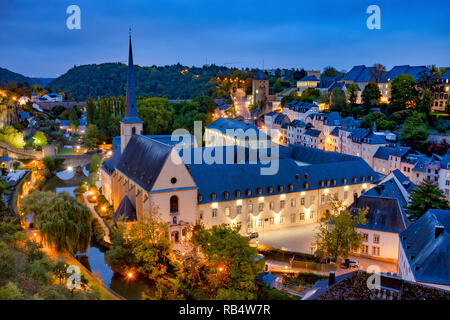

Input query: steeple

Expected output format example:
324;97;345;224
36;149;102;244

122;29;142;123
121;30;143;153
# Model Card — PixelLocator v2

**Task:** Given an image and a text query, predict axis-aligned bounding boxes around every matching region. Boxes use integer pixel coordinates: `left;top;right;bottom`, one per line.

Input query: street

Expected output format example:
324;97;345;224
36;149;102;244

233;88;251;120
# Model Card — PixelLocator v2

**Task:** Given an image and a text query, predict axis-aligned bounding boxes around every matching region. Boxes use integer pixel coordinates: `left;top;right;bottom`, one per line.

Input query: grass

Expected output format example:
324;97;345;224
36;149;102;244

56;147;79;156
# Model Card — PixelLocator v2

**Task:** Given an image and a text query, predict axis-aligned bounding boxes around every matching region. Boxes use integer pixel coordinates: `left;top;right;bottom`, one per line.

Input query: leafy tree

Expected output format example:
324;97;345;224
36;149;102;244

104;224;136;274
20;191;54;226
400;112;428;143
321;67;341;78
315;200;367;261
32;131;47;149
189;224;265;300
0;282;25;300
0;242;16;280
89;154;101;173
86;97;97;124
68;107;79;128
405;180;450;221
369;64;386;82
417;88;432;115
0;126;26;149
330;88;350;116
21;191;92;254
137;97;174;135
346;83;359;106
389;74;418;113
84;124;100;148
361;82;380;111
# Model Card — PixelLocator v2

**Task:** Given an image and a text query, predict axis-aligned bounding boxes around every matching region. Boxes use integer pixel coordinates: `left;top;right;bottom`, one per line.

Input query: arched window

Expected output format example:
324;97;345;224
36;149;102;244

170;195;179;213
132;127;136;135
172;216;177;224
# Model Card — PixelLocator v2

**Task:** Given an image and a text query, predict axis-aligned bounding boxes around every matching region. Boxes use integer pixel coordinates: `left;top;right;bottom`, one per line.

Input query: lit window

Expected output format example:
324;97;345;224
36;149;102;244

225;207;230;216
212;209;217;218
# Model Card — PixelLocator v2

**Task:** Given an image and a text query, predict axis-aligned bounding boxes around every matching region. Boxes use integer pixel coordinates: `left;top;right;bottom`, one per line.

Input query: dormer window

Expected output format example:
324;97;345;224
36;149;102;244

223;191;229;199
342;178;347;184
246;189;252;196
278;185;284;192
304;173;310;179
257;187;263;195
288;184;294;191
352;177;357;183
267;186;274;193
198;194;203;202
235;190;241;197
210;193;217;200
303;182;309;189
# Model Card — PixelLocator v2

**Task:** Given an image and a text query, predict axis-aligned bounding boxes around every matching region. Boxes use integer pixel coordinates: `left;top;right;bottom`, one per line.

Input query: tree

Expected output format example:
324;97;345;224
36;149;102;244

89;154;101;173
189;224;265;300
389;74;418;113
32;131;47;149
400;112;428;143
19;191;55;226
321;67;340;78
405;180;450;221
361;82;381;110
346;83;359;106
137;97;174;135
330;88;350;116
68;107;79;128
0;126;26;149
21;191;92;254
84;124;100;148
370;64;386;82
417;89;432;115
315;199;367;261
86;97;97;124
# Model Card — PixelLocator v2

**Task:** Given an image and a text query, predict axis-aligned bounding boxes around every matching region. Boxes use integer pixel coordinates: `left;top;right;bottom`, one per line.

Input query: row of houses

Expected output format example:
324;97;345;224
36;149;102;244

265;103;450;199
295;65;450;111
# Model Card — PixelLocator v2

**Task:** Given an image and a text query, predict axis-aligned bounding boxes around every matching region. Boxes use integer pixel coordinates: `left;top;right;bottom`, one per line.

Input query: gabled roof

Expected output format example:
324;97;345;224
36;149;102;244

341;65;388;83
298;75;319;82
288;120;306;128
116;135;172;191
374;146;411;160
323;112;342;126
113;195;137;222
304;128;322;137
274;113;288;125
400;209;450;286
102;150;122;174
317;77;340;89
386;65;430;82
351;173;412;233
440;68;450;81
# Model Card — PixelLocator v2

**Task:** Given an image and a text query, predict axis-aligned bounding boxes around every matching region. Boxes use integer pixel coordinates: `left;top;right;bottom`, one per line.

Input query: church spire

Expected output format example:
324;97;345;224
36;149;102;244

123;29;141;121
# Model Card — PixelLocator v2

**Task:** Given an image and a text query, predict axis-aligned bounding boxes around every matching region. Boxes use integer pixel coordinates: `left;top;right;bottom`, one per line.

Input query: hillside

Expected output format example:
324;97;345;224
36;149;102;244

49;63;234;100
0;67;34;86
0;67;55;88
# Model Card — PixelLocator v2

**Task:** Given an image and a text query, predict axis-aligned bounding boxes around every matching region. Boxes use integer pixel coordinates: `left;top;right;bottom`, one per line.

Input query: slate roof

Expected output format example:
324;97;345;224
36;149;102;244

254;71;268;80
341;65;388;83
349;129;387;144
285;101;318;113
113;195;137;222
19;111;29;119
217;104;231;111
298;75;319;82
304;128;322;137
323;112;343;126
102;150;122;174
440;152;450;170
206;118;269;139
374;146;411;160
116;135;172;191
317;77;340;89
440;68;450;81
274;113;288;125
184;145;377;204
59;120;70;126
399;209;450;286
386;65;430;82
342;117;360;129
288;120;306;128
351;172;412;233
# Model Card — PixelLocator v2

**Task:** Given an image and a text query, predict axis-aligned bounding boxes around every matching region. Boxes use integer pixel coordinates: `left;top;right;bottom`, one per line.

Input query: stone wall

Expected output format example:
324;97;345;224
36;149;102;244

0;140;44;159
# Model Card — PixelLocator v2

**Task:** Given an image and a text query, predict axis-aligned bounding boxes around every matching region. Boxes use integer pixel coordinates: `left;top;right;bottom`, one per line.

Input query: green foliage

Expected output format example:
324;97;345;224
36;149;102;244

257;283;300;300
89;153;101;173
32;131;47;149
49;63;231;101
0;241;16;280
21;191;92;254
400;112;428;143
406;180;450;221
68;107;79;128
330;88;350;116
84;124;100;148
315;199;367;261
0;126;26;149
137;97;174;134
104;225;136;274
361;112;396;131
417;89;432;115
389;74;418;113
346;83;359;106
0;282;26;300
189;224;265;300
361;82;381;110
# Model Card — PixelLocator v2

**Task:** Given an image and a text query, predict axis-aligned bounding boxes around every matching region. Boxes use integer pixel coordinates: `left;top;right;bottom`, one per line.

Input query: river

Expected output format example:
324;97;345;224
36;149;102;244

42;170;155;300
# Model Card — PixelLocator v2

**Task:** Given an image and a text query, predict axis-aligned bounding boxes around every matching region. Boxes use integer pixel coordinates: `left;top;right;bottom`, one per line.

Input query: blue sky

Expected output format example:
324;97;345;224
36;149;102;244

0;0;448;77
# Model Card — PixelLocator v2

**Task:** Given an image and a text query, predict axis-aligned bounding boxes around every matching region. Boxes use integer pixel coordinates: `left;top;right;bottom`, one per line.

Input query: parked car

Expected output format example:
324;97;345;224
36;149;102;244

247;232;259;239
341;258;359;269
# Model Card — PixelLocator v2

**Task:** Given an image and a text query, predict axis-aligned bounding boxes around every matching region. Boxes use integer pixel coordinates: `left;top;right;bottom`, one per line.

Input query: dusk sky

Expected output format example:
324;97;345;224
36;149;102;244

1;0;448;78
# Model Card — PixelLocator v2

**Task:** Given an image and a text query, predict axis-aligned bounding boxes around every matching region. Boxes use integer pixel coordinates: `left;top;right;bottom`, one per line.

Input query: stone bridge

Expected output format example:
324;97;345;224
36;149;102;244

55;151;99;168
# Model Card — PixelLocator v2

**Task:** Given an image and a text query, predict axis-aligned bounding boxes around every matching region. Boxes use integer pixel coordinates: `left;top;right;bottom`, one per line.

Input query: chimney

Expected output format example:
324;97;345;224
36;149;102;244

435;226;444;239
328;271;335;286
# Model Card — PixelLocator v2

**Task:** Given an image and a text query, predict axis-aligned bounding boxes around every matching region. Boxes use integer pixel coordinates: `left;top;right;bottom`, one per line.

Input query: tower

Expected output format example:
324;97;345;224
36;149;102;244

121;31;143;153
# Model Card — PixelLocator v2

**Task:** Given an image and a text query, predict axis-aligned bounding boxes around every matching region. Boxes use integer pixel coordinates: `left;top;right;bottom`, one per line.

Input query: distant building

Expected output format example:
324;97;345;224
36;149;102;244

434;68;450;111
398;209;450;291
252;71;269;106
296;75;320;93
